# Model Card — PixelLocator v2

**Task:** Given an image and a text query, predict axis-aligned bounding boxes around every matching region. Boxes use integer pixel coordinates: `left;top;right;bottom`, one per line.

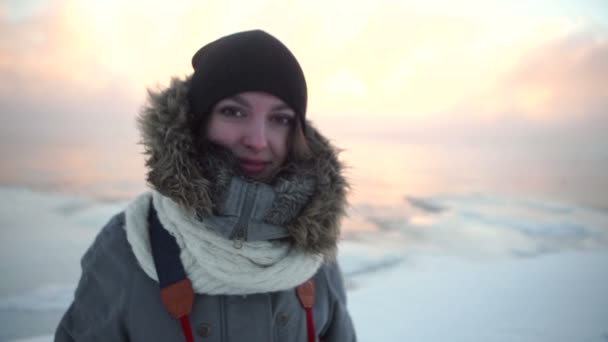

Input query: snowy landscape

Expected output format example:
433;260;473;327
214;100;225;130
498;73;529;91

3;1;608;341
2;186;607;342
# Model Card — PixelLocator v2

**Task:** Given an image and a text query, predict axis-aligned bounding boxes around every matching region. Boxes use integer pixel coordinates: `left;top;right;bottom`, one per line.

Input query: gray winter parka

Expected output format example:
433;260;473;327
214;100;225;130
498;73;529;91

55;213;355;341
54;76;356;341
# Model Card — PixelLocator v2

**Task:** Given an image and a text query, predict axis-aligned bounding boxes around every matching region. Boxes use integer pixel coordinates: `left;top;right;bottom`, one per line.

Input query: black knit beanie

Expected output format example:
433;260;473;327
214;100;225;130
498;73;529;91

187;30;307;132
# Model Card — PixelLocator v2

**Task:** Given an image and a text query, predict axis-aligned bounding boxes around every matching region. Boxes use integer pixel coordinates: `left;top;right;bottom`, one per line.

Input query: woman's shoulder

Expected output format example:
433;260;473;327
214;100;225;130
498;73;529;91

88;212;127;251
312;258;348;303
80;212;137;276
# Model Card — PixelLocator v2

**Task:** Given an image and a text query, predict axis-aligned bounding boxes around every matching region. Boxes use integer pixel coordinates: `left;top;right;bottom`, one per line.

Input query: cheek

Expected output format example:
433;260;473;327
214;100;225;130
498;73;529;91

206;118;236;148
271;131;290;161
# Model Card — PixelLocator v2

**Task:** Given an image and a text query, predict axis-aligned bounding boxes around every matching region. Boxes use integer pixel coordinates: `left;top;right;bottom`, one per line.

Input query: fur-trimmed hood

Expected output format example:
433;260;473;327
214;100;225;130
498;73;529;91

137;76;348;257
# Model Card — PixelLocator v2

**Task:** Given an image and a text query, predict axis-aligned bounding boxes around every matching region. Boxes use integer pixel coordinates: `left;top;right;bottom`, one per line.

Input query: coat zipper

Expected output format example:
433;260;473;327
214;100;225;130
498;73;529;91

229;182;258;249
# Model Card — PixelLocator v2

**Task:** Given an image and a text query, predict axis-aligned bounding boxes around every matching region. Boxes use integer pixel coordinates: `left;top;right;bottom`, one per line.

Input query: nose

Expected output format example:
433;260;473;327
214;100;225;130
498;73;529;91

242;120;268;152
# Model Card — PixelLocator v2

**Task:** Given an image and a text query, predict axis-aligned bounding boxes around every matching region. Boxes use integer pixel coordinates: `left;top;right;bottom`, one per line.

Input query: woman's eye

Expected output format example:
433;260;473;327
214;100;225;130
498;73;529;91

219;106;245;117
271;114;295;127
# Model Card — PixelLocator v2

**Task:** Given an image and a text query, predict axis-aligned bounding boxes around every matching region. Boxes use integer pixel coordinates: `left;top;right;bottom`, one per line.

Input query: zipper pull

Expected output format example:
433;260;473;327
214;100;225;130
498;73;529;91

233;237;243;249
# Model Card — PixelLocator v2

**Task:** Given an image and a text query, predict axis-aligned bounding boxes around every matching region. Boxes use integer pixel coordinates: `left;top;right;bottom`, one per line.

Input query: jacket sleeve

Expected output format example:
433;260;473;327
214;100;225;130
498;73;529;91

321;261;357;342
55;214;132;342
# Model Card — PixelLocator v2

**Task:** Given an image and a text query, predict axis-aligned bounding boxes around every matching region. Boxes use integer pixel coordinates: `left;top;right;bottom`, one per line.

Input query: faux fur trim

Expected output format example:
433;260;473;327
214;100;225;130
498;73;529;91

137;76;348;257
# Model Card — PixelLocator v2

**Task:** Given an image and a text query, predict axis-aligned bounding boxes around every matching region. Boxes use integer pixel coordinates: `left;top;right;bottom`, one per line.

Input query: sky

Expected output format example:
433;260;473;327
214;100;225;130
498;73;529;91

1;0;607;146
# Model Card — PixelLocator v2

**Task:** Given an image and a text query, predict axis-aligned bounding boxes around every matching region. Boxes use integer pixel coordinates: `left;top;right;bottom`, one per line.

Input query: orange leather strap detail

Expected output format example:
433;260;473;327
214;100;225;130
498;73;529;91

296;280;315;309
297;280;316;342
160;278;194;319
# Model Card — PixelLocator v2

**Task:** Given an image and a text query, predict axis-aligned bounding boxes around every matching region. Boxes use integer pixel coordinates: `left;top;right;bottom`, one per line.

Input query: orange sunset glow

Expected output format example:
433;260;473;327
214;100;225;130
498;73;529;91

1;0;607;206
2;0;607;121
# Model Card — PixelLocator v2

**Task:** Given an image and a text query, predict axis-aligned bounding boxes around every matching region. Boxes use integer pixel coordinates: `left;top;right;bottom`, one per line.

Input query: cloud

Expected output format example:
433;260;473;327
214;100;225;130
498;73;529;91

300;5;606;120
1;0;607;149
462;29;608;122
0;1;147;145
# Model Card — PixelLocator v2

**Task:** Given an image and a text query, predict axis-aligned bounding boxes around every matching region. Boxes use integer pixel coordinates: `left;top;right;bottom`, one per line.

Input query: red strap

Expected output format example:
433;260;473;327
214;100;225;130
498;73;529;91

158;279;194;342
297;280;316;342
305;307;315;342
179;316;194;342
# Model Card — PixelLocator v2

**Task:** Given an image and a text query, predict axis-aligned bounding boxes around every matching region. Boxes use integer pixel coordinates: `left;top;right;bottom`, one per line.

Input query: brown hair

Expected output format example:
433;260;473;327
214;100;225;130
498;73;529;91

287;118;312;163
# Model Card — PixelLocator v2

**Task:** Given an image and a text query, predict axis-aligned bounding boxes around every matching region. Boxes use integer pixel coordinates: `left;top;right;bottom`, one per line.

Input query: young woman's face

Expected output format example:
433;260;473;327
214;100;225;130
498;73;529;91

206;91;296;181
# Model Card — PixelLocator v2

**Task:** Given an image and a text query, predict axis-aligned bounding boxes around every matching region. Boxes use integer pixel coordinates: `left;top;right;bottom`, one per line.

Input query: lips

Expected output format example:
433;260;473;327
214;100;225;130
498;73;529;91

238;158;269;174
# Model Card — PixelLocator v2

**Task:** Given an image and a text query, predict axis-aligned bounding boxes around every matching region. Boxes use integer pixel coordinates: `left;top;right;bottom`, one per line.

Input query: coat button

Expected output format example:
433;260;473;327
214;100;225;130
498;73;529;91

196;322;211;338
277;312;289;326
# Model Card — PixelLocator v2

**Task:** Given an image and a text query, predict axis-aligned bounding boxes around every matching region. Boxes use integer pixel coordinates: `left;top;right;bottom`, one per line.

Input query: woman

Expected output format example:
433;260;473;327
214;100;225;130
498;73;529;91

55;30;355;341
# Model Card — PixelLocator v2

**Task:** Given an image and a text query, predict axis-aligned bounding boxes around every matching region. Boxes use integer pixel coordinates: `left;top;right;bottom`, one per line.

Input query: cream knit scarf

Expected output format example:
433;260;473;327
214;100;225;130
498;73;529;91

124;191;323;295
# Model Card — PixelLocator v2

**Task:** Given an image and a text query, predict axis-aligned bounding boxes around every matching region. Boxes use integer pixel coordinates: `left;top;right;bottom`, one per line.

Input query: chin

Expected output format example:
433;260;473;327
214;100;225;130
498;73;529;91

247;168;279;183
250;173;272;183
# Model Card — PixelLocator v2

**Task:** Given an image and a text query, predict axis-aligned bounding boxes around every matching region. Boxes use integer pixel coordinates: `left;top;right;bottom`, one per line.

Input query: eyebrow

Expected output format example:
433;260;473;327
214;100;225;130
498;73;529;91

225;95;295;114
271;103;294;113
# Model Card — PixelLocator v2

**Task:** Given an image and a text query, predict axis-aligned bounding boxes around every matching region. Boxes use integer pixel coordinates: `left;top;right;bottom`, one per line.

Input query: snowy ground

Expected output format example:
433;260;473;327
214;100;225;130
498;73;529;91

1;187;608;342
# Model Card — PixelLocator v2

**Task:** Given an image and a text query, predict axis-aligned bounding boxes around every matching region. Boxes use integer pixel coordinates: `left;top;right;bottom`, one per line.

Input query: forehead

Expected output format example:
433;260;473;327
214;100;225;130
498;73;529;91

218;91;293;111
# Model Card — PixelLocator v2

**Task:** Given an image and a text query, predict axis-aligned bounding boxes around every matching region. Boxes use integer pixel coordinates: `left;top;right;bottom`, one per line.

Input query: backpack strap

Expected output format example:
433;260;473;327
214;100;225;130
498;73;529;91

148;200;194;342
296;280;316;342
